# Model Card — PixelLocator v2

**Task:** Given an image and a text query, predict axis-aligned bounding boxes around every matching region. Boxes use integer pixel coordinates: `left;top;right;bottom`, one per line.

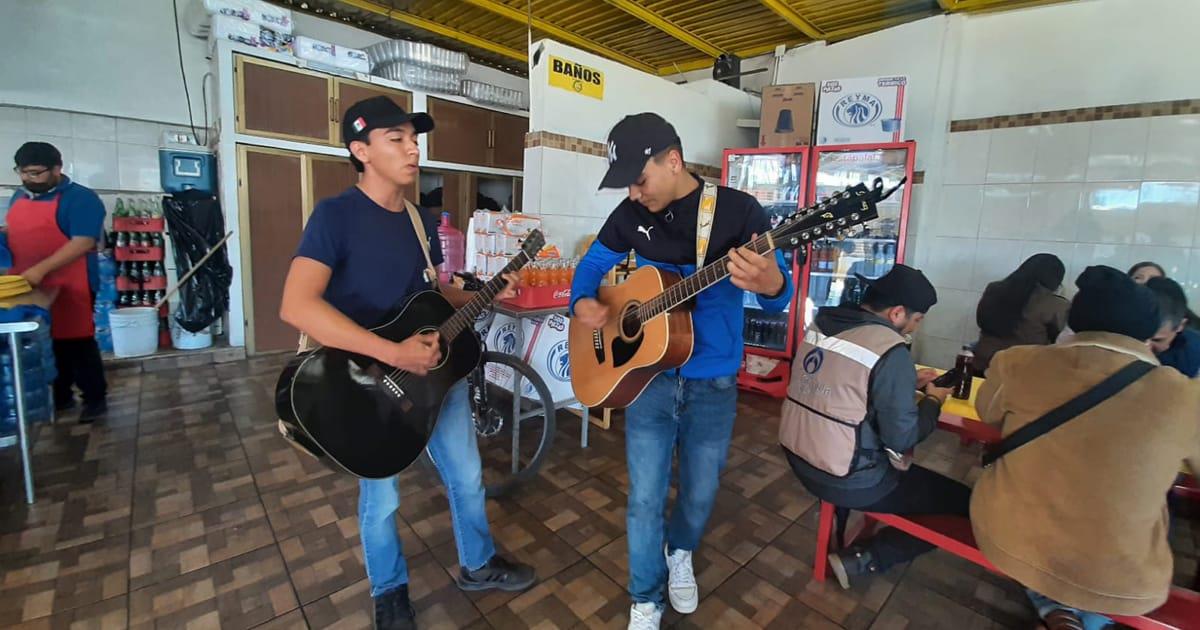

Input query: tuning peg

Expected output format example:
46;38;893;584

850;212;860;221
837;218;847;226
813;226;823;236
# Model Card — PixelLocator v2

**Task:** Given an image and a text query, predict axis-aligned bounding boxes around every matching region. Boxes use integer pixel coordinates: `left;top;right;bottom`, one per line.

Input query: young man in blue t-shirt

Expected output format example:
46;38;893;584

570;113;793;629
280;96;535;630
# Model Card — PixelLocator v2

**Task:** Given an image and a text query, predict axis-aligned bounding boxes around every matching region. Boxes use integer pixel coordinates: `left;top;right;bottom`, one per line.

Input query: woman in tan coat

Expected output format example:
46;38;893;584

971;266;1200;629
973;253;1069;375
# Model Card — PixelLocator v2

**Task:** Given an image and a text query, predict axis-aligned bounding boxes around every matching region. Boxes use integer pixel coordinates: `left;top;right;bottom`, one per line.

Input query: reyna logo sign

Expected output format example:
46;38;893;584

548;55;604;100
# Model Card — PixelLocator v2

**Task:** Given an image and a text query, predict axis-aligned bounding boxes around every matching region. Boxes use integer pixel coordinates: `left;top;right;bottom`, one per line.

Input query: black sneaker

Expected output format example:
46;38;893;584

457;554;536;592
79;400;107;424
373;585;416;630
827;545;879;590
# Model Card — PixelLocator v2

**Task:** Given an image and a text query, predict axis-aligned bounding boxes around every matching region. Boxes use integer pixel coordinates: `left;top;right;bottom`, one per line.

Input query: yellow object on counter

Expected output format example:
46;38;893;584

917;364;983;421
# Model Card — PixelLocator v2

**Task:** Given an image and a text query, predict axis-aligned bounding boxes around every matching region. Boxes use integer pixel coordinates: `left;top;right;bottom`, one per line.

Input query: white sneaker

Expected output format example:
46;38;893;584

665;547;699;614
627;602;663;630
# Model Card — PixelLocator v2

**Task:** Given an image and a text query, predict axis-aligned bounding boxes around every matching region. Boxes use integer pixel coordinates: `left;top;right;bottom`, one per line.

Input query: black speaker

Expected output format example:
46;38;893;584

713;53;741;89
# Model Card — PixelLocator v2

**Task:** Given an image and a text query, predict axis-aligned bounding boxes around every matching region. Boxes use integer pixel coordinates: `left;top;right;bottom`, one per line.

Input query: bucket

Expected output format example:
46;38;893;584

170;315;213;350
110;307;160;357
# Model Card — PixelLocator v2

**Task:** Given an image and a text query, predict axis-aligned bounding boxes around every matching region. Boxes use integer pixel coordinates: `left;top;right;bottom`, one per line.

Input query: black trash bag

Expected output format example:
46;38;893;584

162;190;232;333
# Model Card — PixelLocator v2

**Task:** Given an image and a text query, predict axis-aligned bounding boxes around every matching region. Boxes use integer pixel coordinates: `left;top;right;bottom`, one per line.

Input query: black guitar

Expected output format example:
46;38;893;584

275;231;546;479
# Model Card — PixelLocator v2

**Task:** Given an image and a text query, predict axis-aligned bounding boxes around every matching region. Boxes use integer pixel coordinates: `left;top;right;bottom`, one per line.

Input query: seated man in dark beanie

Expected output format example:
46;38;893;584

780;264;966;589
972;266;1200;629
8;142;107;422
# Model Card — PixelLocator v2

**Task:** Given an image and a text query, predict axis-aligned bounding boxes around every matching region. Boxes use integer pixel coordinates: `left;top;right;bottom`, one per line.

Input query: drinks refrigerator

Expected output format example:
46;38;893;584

721;146;809;398
802;141;916;327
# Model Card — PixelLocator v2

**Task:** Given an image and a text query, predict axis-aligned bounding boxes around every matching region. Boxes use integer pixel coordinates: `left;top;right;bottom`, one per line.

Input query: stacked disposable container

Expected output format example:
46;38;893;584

366;40;469;96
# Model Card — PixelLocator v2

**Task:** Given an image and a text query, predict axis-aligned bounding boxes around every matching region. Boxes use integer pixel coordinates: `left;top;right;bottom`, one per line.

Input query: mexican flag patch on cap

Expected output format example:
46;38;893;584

352;117;367;133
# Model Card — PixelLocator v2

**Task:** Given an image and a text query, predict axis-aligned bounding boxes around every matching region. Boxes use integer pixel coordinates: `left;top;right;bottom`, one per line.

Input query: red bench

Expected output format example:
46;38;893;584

813;501;1200;630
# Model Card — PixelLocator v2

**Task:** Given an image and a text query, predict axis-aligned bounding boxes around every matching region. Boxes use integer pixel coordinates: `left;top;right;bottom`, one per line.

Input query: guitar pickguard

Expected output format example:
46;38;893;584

611;334;642;368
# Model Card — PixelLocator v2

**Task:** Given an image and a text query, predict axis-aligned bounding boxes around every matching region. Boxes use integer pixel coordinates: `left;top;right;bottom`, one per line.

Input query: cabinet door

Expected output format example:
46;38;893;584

334;79;412;132
236;56;334;144
491;112;528;170
308;156;359;221
427;98;492;168
239;146;304;353
512;177;523;212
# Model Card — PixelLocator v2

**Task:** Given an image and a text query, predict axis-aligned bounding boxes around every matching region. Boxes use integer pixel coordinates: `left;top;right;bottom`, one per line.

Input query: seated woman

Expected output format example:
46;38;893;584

973;253;1068;375
1128;261;1165;284
1145;276;1200;377
971;266;1200;630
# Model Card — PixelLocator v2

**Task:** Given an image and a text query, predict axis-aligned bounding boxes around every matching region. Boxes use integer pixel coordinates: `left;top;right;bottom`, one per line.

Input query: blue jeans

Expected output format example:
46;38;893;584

1026;589;1113;630
358;380;496;597
626;372;739;605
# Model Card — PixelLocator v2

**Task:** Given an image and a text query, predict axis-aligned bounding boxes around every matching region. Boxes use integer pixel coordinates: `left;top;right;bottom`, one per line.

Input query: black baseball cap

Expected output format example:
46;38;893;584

858;264;938;313
598;113;681;189
341;96;434;146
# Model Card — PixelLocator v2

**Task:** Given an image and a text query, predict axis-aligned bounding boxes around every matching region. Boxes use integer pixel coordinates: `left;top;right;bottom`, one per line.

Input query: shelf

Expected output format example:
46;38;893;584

745;341;786;351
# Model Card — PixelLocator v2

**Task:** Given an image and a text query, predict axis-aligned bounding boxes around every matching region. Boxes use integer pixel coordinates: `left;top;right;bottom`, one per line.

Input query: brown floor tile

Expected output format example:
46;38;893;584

523;486;624;557
128;544;298;630
661;545;742;628
252;608;309;630
0;533;129;626
301;578;372;630
724;452;818;522
0;485;131;555
429;507;583;614
241;425;340;495
589;536;628;587
673;567;797;629
128;496;275;590
704;489;791;565
279;519;364;605
260;472;360;541
131;438;258;527
869;578;1015;629
3;594;127;630
905;551;1036;627
489;559;626;629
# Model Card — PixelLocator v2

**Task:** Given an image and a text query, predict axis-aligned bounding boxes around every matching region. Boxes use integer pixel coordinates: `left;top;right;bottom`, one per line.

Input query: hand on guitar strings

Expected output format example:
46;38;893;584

379;331;442;375
727;235;785;296
496;272;521;301
572;298;610;329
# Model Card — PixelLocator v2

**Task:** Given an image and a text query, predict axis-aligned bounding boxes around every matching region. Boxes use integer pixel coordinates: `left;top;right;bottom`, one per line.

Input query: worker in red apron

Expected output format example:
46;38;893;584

9;142;107;422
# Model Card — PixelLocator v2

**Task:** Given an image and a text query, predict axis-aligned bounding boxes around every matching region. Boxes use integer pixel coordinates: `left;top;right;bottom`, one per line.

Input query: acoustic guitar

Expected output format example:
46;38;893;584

275;231;545;479
568;178;901;409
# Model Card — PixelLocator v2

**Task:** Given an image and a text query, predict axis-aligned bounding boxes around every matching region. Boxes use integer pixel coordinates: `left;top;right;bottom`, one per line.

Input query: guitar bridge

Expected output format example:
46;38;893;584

592;329;606;363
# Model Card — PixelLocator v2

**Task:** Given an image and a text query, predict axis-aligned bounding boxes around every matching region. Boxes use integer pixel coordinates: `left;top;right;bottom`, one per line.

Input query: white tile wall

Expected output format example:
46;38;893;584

0;107;24;134
117;143;161;192
916;115;1200;366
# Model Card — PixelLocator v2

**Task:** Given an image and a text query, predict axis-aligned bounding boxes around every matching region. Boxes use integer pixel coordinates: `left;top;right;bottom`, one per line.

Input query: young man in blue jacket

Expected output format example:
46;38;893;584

570;113;793;630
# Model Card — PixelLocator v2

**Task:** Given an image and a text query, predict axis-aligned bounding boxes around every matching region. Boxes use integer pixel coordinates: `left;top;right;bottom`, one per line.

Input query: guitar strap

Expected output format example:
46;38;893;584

295;199;439;355
695;181;718;268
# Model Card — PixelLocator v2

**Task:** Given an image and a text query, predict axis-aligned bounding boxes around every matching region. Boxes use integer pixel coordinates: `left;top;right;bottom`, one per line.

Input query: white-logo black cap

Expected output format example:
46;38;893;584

598;112;681;190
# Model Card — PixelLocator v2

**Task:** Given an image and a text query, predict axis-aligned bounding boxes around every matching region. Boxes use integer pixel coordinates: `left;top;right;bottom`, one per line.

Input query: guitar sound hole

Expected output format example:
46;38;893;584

619;305;642;340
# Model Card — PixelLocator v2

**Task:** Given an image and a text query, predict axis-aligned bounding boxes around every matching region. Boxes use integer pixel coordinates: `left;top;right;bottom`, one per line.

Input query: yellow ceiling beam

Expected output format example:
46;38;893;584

758;0;825;40
599;0;725;58
656;41;797;76
337;0;526;62
940;0;1072;11
457;0;657;73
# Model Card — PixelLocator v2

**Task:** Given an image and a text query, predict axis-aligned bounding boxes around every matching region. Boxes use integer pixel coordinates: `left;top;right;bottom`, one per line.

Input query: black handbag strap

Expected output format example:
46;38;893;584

982;360;1155;467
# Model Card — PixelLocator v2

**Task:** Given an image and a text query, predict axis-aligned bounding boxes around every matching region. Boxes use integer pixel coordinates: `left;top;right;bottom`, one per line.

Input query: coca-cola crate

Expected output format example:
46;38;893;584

113;217;165;232
116;276;167;291
499;284;571;309
115;246;163;262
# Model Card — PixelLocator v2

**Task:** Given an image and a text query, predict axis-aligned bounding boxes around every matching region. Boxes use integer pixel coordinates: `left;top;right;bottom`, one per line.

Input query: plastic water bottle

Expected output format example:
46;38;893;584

436;212;466;284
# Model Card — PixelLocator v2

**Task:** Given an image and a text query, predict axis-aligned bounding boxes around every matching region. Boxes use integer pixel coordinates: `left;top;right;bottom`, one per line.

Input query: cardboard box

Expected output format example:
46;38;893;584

759;83;816;148
817;76;909;145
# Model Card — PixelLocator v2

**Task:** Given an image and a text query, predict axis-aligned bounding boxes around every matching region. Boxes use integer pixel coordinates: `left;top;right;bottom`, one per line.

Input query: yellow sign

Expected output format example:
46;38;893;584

548;55;604;100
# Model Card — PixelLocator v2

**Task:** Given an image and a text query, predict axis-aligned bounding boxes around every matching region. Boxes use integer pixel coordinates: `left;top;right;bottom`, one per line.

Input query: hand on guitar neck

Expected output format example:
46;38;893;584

726;234;785;296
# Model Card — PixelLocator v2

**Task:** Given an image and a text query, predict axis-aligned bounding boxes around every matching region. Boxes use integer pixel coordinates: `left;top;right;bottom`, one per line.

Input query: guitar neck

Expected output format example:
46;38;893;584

439;251;531;340
637;232;777;321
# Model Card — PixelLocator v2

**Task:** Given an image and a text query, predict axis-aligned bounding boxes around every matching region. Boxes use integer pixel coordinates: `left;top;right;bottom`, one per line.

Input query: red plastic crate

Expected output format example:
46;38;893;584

115;246;163;262
116;276;167;291
499;284;571;309
113;217;165;232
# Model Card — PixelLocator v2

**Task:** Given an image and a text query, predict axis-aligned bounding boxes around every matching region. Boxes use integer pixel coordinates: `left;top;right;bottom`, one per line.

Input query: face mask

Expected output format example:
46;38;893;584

23;179;55;194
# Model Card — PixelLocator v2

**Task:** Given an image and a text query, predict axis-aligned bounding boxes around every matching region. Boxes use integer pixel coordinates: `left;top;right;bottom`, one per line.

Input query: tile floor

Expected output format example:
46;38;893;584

0;353;1195;629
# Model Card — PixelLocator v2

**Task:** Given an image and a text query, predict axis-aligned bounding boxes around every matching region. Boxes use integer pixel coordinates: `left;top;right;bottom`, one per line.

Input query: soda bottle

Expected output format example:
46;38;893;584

953;346;975;400
116;232;128;248
114;198;127;218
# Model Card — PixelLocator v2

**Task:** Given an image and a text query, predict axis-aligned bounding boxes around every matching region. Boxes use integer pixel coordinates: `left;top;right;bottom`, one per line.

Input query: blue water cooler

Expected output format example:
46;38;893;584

159;132;216;194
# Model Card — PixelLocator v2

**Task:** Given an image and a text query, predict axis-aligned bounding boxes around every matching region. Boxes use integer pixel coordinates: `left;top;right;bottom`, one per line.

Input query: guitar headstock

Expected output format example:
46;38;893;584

770;177;904;250
521;230;546;259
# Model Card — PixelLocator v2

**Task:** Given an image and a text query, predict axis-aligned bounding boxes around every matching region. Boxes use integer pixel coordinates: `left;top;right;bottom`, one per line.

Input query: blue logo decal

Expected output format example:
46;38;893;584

832;93;884;127
495;323;519;355
547;339;571;382
803;347;824;374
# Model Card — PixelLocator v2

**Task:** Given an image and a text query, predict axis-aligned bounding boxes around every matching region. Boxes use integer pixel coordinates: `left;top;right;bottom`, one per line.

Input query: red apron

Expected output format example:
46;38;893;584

7;193;95;340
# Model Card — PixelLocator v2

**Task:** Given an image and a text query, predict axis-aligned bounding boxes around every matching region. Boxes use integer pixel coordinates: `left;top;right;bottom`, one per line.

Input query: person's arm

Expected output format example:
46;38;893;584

437;273;519;309
870;345;943;451
20;237;95;286
569;210;631;320
976;351;1008;426
753;249;793;310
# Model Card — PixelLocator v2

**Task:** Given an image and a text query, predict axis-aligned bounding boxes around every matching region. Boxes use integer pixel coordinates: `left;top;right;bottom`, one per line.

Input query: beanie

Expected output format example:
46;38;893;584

1068;265;1160;341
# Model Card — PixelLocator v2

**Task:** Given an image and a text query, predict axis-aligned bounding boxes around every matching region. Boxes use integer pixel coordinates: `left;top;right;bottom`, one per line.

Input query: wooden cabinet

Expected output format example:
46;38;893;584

491;112;528;170
235;55;412;147
427;98;494;168
427;97;527;170
512;177;523;212
307;156;360;221
236;56;334;144
238;146;305;354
